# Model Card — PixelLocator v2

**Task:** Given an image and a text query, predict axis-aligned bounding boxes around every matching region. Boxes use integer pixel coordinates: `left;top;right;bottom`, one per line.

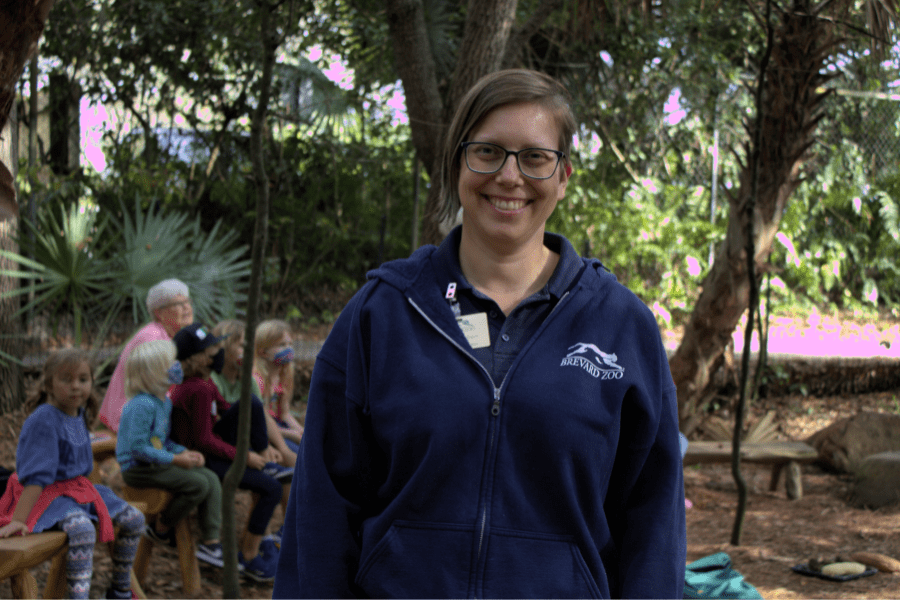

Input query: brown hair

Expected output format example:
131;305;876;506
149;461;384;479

26;348;101;429
213;319;245;350
438;69;577;223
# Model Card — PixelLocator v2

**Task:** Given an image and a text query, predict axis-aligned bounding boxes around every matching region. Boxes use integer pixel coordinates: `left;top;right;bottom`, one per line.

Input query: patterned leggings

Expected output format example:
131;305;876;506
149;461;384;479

59;504;145;599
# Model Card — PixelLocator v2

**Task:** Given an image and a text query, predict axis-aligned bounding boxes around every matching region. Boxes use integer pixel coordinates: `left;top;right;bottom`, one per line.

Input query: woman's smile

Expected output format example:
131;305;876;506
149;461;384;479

485;194;531;212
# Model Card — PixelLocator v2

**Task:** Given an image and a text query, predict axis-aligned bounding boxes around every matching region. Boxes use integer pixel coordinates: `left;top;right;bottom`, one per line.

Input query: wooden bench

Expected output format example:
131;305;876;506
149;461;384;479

92;431;202;596
0;527;147;599
0;531;67;598
683;440;818;500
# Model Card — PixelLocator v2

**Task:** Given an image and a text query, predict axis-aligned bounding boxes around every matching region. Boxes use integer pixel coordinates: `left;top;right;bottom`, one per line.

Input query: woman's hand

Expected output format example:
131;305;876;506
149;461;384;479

0;520;29;538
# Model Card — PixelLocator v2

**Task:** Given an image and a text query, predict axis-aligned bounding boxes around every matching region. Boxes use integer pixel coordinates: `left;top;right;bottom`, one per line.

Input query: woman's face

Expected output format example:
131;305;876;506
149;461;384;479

458;101;568;251
155;294;194;336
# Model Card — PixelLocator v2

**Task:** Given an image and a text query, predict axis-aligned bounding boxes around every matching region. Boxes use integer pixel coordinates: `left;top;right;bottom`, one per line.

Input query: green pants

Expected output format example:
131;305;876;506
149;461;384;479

122;463;222;542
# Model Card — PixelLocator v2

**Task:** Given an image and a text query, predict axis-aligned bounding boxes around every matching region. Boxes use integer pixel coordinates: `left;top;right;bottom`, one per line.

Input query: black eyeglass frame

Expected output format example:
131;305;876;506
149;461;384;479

460;142;566;180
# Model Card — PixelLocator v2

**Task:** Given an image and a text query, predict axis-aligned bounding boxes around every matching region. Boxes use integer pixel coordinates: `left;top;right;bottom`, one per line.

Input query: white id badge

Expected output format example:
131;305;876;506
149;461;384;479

456;312;490;349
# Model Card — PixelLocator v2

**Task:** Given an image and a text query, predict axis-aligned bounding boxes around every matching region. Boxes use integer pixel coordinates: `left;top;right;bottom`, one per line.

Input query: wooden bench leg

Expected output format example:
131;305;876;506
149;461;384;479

174;519;201;596
43;549;68;599
130;569;147;600
785;460;803;500
132;536;153;590
769;461;803;499
769;463;784;492
9;571;38;600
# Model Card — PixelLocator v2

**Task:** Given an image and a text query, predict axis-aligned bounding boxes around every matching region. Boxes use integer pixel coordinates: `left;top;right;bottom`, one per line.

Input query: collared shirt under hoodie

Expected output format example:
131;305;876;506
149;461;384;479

432;226;584;383
273;227;687;600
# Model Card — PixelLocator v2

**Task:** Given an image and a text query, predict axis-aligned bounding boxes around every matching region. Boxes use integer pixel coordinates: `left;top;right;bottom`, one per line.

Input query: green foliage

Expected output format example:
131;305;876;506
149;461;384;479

771;139;900;311
551;162;723;326
0;198;123;346
0;190;251;356
116;198;252;325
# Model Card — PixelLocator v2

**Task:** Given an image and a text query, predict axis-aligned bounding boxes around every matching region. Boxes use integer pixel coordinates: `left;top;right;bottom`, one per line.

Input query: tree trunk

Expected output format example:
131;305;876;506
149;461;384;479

385;0;444;178
0;102;24;415
387;0;527;246
0;0;56;413
670;3;836;435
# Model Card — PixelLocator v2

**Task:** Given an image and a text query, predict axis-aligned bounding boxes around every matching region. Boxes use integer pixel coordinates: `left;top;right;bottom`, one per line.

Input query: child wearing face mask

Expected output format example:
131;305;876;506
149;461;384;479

115;339;224;567
210;320;297;469
253;320;304;454
168;323;289;582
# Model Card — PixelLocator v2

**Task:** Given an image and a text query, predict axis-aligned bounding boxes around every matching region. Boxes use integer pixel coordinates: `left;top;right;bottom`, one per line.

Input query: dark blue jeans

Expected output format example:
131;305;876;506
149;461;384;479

207;395;282;535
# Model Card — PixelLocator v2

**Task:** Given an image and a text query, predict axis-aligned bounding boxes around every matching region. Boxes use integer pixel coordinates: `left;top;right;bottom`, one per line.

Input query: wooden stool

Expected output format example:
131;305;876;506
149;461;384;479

120;486;200;596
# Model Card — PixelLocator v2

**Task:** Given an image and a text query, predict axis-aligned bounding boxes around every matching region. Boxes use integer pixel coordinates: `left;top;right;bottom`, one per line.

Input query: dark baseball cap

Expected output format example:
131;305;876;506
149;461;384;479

173;322;225;361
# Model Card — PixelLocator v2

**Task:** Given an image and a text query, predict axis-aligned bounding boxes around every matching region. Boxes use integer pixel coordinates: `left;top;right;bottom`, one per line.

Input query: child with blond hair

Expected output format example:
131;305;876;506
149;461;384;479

116;339;224;567
253;319;304;453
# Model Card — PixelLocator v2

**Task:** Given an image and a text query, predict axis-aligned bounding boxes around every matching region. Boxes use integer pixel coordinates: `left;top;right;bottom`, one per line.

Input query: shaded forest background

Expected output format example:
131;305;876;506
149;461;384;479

1;0;899;427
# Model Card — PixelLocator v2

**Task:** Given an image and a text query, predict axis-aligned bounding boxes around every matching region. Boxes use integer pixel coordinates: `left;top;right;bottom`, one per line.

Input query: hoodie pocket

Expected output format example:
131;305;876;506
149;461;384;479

482;528;603;599
355;520;474;598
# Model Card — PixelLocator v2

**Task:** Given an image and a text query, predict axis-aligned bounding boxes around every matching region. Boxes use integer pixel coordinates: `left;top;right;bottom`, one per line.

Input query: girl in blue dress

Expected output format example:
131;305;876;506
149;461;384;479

0;349;145;599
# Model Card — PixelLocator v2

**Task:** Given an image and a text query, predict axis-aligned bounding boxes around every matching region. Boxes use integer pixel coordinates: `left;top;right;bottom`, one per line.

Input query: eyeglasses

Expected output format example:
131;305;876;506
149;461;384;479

159;299;191;311
461;142;565;180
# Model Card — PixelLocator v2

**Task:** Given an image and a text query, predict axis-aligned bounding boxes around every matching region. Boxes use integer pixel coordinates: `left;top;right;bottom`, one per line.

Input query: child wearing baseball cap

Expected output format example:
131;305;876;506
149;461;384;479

169;323;289;582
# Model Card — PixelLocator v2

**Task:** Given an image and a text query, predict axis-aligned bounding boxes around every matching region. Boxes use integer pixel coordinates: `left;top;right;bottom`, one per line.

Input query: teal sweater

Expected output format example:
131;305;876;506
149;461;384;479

116;392;186;471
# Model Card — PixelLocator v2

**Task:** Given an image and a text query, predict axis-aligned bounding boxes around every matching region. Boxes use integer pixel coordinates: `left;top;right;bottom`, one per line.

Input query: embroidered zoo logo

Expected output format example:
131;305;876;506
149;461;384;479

561;343;625;379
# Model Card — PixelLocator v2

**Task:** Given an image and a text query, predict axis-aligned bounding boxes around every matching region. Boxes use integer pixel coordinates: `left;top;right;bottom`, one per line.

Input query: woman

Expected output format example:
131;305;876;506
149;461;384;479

274;69;686;599
98;278;194;432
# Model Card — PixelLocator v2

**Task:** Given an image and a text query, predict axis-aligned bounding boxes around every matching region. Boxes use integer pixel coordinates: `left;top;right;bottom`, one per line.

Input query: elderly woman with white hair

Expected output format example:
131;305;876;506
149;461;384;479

98;278;194;432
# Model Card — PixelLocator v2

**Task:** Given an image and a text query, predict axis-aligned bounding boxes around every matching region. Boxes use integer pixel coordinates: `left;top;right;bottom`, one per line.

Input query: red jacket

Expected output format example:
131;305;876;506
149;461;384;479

170;377;236;460
0;472;114;542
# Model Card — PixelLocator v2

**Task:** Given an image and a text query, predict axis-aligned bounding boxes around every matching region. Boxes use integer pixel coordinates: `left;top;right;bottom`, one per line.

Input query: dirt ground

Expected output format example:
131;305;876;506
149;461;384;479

2;313;900;599
685;390;900;600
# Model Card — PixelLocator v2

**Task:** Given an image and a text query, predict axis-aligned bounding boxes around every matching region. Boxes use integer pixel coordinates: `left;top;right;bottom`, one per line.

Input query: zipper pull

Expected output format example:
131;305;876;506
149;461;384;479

491;388;500;416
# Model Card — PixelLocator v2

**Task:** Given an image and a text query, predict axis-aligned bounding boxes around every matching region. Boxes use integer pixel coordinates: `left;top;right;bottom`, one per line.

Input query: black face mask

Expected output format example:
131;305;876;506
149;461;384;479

211;348;225;374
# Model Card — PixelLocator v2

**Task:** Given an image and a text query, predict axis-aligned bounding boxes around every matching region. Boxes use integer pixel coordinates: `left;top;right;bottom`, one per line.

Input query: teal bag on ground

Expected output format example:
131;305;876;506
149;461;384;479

684;552;764;599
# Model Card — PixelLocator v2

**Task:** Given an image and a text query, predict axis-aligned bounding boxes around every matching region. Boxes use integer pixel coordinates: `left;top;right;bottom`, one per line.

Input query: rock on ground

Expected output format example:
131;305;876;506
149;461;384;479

806;411;900;472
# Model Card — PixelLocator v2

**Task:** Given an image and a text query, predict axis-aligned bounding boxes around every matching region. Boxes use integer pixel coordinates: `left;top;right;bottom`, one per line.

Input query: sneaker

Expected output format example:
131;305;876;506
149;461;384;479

259;537;279;563
262;461;293;482
239;551;276;582
195;541;225;567
104;588;138;599
266;524;284;547
143;524;177;548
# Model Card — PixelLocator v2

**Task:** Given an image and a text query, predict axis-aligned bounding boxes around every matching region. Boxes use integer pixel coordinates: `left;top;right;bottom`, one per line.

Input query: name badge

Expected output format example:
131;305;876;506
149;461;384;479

456;312;490;349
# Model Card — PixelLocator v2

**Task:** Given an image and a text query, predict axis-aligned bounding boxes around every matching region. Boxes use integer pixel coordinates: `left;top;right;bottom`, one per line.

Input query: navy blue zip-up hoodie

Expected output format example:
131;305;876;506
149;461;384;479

274;239;686;599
